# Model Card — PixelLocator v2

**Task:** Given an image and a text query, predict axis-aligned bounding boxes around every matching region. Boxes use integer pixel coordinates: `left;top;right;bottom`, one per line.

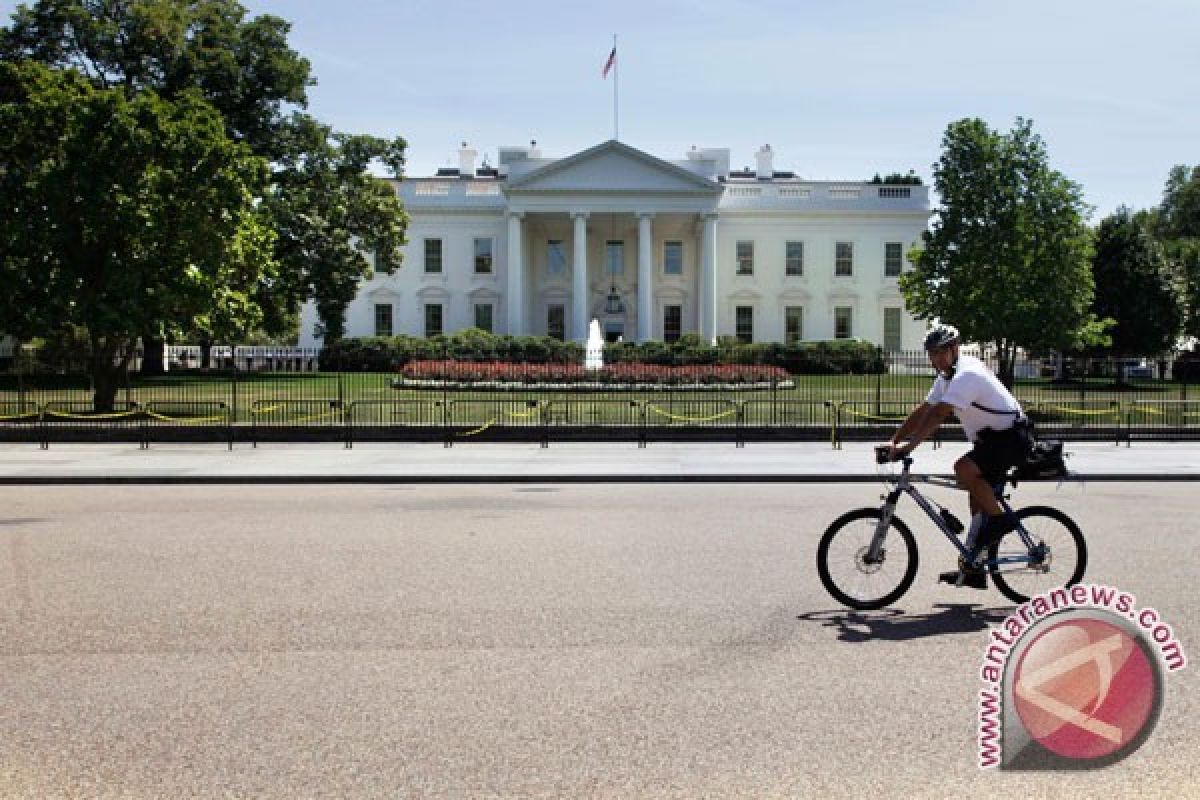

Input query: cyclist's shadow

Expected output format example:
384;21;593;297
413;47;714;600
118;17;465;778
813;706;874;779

798;604;1011;642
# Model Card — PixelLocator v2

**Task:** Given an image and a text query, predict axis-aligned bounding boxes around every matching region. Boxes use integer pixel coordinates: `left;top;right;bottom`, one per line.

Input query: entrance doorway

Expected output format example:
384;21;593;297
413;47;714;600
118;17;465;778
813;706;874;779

604;321;624;343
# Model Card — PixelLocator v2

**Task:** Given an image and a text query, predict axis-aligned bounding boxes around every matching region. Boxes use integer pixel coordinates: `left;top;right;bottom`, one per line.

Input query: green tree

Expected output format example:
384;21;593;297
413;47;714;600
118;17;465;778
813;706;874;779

1149;166;1200;341
264;114;408;343
901;117;1105;385
0;61;275;409
0;0;311;155
2;0;407;353
1156;165;1200;241
1090;208;1183;357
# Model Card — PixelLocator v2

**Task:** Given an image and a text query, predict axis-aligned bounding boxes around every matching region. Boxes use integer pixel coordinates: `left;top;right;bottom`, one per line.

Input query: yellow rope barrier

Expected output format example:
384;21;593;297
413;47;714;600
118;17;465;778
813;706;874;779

45;409;142;420
144;411;228;424
454;407;542;437
646;405;737;423
458;419;495;436
1035;404;1120;417
838;406;907;423
0;413;38;422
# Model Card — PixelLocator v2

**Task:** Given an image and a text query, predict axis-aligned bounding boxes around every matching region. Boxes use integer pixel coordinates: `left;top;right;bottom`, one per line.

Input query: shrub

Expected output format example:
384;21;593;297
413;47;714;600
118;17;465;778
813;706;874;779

324;331;883;374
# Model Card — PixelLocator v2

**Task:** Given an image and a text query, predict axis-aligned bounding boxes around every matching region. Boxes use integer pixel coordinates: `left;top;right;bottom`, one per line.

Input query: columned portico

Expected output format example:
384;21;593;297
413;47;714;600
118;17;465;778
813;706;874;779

572;211;589;341
506;212;524;334
637;213;654;342
702;213;718;344
499;141;725;343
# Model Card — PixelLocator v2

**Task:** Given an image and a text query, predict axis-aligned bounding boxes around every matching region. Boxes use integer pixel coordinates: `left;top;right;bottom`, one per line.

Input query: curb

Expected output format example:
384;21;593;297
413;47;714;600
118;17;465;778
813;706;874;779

1;473;1197;485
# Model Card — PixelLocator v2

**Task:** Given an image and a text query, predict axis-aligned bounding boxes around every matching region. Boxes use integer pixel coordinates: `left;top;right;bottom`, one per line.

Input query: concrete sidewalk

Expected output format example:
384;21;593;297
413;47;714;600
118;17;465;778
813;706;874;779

1;439;1198;483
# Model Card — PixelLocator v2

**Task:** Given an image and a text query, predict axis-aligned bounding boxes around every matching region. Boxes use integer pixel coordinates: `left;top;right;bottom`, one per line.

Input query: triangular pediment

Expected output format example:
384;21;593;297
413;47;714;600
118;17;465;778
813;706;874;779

507;140;720;194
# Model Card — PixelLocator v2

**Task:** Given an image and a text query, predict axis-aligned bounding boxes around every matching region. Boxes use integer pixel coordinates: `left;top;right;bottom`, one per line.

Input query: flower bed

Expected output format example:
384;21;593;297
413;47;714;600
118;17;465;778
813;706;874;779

393;360;793;390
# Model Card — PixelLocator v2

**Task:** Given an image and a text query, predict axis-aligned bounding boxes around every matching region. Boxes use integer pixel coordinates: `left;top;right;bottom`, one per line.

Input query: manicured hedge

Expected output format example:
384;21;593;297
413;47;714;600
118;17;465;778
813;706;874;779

321;329;885;375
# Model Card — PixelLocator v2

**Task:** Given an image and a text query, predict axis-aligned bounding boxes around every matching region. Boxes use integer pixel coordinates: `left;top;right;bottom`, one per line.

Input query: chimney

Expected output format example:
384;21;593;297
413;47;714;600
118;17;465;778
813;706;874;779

458;141;477;176
755;144;773;179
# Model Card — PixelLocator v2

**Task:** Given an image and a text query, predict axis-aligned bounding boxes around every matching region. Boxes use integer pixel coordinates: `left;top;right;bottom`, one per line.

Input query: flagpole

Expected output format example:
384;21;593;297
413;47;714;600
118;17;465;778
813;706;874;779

612;34;618;141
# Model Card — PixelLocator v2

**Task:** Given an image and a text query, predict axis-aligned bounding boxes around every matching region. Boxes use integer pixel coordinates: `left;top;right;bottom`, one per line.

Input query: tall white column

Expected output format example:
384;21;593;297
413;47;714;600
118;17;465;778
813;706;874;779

572;212;589;341
702;213;718;344
506;212;524;335
637;212;654;342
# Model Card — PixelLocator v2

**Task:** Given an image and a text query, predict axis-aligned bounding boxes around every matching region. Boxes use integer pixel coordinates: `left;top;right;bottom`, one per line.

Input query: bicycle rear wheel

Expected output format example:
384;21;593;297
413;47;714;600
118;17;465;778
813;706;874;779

987;506;1087;604
817;509;918;610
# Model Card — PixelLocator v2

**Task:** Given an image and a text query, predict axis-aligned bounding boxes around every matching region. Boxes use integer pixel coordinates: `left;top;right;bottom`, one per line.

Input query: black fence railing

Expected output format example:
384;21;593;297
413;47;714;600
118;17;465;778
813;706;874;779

1;349;1197;447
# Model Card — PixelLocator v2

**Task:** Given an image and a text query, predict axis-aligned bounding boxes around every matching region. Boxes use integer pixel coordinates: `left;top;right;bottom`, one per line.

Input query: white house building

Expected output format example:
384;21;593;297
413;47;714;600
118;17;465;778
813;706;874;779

298;140;931;349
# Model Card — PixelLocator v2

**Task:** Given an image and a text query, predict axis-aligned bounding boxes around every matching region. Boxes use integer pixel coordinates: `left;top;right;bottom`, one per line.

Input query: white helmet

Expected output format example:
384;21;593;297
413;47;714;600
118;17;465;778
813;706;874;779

923;324;960;351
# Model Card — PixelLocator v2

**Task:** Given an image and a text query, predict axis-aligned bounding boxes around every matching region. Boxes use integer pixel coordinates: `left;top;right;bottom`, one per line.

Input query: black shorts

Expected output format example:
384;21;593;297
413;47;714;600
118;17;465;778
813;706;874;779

968;423;1031;484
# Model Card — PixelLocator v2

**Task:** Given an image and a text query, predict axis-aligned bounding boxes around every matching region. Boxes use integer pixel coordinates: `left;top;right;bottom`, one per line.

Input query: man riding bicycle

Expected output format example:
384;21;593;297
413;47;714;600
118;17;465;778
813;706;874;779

885;324;1031;588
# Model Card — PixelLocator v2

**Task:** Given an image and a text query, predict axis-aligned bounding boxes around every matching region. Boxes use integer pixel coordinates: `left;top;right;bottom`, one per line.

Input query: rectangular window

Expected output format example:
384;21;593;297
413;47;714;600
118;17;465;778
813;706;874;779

474;237;493;273
835;306;853;339
424;238;442;273
663;304;682;342
547;240;566;275
424;303;443;337
736;240;754;275
663;240;683;275
735;305;754;344
374;303;393;337
785;306;803;344
606;240;624;275
884;307;902;352
835;242;854;276
885;242;903;277
785;241;804;276
474;303;493;333
547;304;565;340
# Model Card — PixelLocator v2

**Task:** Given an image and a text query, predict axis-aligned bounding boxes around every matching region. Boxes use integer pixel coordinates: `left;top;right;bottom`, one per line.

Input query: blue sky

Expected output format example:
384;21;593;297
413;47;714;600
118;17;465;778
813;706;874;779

5;0;1197;219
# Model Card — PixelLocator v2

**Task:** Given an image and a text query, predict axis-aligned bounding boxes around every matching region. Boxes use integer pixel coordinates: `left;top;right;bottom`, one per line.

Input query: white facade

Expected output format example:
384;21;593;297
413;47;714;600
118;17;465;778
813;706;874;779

298;140;931;349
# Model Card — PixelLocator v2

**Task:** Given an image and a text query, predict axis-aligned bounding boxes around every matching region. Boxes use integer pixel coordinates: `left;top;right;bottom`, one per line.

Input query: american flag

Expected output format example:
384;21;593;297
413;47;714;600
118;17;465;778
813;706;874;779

602;46;616;78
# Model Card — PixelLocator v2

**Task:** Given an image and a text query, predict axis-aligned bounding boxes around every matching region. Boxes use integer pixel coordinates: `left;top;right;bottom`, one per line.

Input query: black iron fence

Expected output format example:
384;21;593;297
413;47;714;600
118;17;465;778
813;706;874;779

1;350;1197;447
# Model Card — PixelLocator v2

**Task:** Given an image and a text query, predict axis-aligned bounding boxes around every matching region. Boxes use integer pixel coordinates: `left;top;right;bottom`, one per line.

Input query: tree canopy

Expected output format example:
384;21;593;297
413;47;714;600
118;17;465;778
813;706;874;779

1149;165;1200;341
1;0;408;370
265;114;409;341
900;117;1105;384
0;60;274;408
1090;208;1183;355
0;0;311;157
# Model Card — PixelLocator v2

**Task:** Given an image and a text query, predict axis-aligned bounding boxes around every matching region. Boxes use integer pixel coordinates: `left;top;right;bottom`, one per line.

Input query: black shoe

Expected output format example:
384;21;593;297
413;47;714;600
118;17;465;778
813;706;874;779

938;569;987;589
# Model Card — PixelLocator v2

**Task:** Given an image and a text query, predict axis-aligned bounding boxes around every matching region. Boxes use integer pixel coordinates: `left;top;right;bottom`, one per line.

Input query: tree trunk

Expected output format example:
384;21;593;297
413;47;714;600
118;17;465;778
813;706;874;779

89;336;128;412
140;333;166;376
200;339;213;370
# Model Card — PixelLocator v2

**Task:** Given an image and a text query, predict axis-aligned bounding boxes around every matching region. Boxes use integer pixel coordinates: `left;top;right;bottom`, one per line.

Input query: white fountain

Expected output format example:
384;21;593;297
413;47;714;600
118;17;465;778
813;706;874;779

584;318;604;370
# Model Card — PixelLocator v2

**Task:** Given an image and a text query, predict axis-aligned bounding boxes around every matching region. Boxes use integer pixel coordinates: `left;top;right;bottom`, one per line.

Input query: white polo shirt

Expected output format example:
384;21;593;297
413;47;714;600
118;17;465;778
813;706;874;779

925;354;1022;442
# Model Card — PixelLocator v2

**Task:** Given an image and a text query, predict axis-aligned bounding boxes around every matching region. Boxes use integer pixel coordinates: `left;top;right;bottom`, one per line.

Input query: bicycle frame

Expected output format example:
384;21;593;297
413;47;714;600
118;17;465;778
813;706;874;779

866;457;1040;569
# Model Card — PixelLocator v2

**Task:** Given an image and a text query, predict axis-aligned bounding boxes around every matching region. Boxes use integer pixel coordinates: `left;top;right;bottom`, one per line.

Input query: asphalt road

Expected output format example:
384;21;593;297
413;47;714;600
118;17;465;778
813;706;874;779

1;483;1195;799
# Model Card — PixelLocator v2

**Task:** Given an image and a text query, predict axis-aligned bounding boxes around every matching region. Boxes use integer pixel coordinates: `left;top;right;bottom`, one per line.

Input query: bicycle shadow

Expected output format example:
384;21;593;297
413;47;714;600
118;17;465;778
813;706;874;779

797;603;1013;642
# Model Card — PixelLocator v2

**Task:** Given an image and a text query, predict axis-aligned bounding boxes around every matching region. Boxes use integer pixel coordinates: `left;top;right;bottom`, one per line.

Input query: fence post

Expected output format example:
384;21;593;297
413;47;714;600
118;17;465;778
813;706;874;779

874;351;883;418
735;400;744;448
230;366;238;441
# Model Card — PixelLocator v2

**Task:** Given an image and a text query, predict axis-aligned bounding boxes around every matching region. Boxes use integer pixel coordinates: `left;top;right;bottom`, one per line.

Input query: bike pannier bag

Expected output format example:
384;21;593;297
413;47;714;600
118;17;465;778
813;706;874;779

1016;438;1067;480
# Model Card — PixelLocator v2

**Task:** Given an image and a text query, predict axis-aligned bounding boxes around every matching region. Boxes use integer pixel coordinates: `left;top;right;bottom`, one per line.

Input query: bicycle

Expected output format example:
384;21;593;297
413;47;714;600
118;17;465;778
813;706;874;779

816;446;1087;610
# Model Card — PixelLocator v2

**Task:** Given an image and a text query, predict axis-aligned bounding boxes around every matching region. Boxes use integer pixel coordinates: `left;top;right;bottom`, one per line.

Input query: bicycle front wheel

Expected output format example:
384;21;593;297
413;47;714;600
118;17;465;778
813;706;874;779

988;506;1087;604
817;509;918;610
